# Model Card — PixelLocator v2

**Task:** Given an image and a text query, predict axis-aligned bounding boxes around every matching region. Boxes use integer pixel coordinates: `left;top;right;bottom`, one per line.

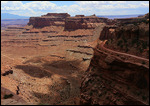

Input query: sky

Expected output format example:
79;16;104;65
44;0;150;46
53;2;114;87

1;1;149;17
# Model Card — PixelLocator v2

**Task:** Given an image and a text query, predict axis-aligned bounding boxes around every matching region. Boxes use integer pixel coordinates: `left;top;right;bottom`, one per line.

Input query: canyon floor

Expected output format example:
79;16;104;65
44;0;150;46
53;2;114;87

1;25;103;105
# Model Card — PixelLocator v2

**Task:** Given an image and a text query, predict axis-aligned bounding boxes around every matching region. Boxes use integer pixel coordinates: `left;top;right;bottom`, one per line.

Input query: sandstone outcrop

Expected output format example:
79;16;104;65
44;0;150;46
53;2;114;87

99;25;117;40
80;13;149;105
80;42;149;105
115;13;149;25
2;12;149;105
28;13;70;28
42;13;70;18
104;14;149;58
64;16;106;30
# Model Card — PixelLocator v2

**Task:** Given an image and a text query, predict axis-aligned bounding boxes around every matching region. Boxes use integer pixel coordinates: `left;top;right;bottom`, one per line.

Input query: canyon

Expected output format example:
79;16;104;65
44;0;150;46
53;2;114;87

1;13;149;105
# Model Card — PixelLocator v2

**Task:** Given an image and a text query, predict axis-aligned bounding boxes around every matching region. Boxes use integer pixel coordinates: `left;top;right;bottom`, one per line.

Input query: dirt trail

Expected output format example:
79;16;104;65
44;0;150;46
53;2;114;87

101;40;149;62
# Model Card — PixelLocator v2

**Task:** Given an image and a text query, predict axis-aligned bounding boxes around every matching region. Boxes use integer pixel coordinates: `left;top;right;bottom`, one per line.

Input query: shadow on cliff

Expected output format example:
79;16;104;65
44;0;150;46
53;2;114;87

15;65;52;78
1;87;27;103
42;60;81;76
14;59;81;78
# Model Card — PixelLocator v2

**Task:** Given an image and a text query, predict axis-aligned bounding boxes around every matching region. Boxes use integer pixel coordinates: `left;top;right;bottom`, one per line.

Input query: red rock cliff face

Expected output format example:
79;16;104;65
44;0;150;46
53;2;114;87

64;16;108;30
80;13;149;105
42;13;70;18
80;44;149;105
115;13;149;25
28;13;70;28
99;26;117;40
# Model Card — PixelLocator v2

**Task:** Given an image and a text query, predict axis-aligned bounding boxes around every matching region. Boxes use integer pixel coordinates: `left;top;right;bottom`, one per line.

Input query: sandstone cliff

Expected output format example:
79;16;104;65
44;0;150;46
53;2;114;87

80;13;149;105
80;41;149;105
105;15;149;59
99;25;117;40
64;16;110;30
28;13;70;28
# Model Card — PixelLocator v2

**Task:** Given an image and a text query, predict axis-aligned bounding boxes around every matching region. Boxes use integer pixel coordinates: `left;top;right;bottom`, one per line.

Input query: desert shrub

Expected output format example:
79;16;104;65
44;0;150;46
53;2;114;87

125;48;129;52
120;45;123;49
142;42;147;49
106;40;109;45
137;91;142;96
142;95;147;101
110;38;113;43
136;76;147;89
38;103;49;105
140;19;149;24
122;36;127;43
131;38;138;46
127;86;130;90
117;40;123;46
142;61;146;64
4;94;13;99
136;41;140;47
139;47;143;53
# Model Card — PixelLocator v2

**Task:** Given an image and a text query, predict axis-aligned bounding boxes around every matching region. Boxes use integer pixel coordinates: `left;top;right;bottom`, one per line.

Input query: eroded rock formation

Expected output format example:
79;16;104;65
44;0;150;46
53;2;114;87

80;13;149;105
28;13;70;28
80;41;149;105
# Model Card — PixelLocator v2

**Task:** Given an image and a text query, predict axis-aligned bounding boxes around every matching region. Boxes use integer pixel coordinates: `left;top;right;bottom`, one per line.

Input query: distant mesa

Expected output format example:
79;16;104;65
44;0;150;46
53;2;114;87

41;13;70;18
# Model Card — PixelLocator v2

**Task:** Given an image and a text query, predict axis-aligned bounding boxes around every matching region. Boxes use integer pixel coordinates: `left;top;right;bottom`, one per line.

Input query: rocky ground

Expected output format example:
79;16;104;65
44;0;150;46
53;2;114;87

1;21;104;105
1;12;149;105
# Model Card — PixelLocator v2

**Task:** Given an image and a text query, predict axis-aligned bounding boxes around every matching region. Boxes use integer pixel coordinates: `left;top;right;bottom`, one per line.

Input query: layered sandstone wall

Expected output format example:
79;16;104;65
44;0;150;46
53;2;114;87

99;25;117;40
80;43;149;105
64;16;108;30
28;17;65;28
42;13;70;18
28;13;70;28
115;13;149;25
80;13;149;105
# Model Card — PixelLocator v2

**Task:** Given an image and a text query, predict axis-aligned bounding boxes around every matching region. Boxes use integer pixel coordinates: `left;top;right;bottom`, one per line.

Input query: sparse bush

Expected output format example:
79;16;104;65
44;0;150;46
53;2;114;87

137;91;142;96
127;86;130;90
142;61;146;64
110;38;113;43
106;41;109;45
139;47;143;53
117;40;123;46
125;48;129;52
142;42;147;49
120;45;123;49
142;95;147;101
131;39;138;46
4;94;13;99
136;41;140;47
122;36;127;43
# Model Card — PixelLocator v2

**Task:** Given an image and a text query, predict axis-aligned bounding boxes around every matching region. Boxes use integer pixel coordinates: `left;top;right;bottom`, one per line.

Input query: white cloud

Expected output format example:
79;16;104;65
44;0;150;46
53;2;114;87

1;1;149;16
24;1;56;10
140;3;149;7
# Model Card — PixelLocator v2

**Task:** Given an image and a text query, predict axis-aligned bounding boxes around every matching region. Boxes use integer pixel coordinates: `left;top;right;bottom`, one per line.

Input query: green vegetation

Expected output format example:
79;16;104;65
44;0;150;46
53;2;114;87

142;95;147;101
104;91;107;94
136;91;142;96
136;41;140;47
3;94;13;99
139;47;144;53
110;38;113;43
38;103;49;105
127;86;130;90
106;41;109;45
142;61;146;64
117;40;123;46
131;38;140;47
106;96;109;100
122;36;127;43
141;19;149;24
125;48;129;52
142;41;147;49
120;45;123;49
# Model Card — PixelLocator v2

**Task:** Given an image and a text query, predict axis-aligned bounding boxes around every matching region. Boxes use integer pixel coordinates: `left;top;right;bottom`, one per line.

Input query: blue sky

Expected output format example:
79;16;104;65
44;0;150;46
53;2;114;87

1;1;149;16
